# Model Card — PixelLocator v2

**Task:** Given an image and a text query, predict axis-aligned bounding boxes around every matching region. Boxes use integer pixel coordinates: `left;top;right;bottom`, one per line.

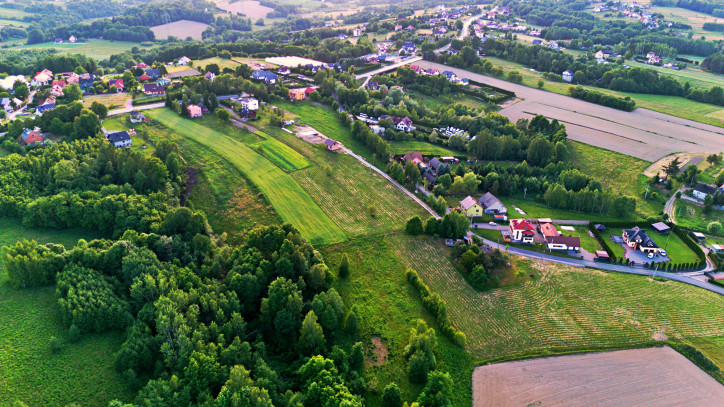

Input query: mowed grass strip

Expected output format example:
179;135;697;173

387;235;724;359
146;109;346;245
251;131;310;172
0;219;133;407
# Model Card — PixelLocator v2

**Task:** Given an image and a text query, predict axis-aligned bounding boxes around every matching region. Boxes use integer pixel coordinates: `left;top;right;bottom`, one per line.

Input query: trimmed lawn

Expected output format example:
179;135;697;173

0;218;133;407
146;108;346;245
101;118;127;132
388;139;461;157
567;225;603;254
499;196;630;222
251;130;310;172
166;57;241;73
605;226;700;264
674;200;724;236
132;118;278;245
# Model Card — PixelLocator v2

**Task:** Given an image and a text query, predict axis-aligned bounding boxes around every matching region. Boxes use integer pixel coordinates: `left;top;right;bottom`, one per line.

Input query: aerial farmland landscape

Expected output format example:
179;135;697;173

0;0;724;406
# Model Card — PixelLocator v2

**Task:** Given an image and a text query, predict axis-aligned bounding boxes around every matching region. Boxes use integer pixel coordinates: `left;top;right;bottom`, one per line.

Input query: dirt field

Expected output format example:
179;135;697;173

151;20;210;40
294;125;326;144
214;0;273;18
416;61;724;161
265;56;325;67
473;347;724;406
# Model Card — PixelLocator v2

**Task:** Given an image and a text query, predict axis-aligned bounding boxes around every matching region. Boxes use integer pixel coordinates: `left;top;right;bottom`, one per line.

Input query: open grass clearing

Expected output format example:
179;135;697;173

673;200;724;236
131;117;277;245
0;17;29;27
213;0;273;18
499;196;629;222
146;108;345;245
102;118;128;132
389;235;724;361
388;139;460;157
0;218;133;407
6;39;152;60
83;93;129;110
251;130;310;172
686;336;724;370
150;20;209;40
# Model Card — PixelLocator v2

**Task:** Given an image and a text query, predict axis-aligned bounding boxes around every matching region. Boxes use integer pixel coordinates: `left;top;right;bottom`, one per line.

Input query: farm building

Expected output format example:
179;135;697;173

108;131;132;148
20;128;43;145
187;105;203;118
460;196;483;218
510;219;535;243
651;222;670;234
479;192;507;214
546;236;580;251
622;227;659;253
324;139;340;151
692;232;706;241
711;244;723;253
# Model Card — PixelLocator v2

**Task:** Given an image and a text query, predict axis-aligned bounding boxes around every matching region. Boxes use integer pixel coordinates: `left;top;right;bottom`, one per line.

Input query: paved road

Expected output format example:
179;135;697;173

108;102;165;117
414;61;724;161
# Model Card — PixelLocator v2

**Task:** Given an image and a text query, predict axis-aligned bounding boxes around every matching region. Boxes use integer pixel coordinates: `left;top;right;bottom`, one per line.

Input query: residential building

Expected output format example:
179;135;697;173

36;102;56;115
187;105;203;118
156;78;171;87
546;236;581;251
510;219;535;243
178;56;191;65
402;152;423;163
402;41;417;53
479;192;507;214
460;196;483;217
394;24;403;31
442;70;456;80
130;110;146;123
108;131;132;148
289;88;307;101
693;183;717;200
324;138;341;151
240;98;259;111
204;71;215;82
622;226;659;253
428;157;442;174
31;71;52;87
145;69;161;79
393;116;415;132
251;70;278;84
68;35;77;43
278;66;291;75
540;222;559;238
20;128;43;145
143;83;166;95
562;70;573;82
353;28;362;37
133;63;150;69
109;79;124;92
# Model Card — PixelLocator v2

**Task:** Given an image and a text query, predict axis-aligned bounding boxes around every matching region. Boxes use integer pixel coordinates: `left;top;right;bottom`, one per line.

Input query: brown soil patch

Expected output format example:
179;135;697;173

367;336;388;367
294;125;326;144
473;347;724;406
644;152;702;177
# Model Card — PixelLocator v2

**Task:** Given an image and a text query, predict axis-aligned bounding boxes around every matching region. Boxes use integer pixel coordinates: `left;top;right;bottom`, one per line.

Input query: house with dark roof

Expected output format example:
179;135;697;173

108;131;132;148
402;41;417;53
428;157;442;174
130;110;146;123
546;236;581;251
145;69;161;79
479;192;507;214
251;70;278;84
324;138;340;151
693;182;717;200
442;70;456;80
622;226;659;253
36;102;56;115
392;116;415;132
143;83;166;95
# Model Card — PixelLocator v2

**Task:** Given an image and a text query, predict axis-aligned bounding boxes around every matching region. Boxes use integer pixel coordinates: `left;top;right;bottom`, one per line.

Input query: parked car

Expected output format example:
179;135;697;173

648;253;655;259
659;250;666;256
489;222;497;226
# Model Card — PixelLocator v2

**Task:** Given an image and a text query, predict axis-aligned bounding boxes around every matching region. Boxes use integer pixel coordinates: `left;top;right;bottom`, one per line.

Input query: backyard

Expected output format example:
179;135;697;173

603;226;700;264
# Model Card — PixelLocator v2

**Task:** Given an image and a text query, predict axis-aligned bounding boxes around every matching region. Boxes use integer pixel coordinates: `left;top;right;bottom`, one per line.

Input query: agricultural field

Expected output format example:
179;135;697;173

131;115;277;245
686;336;724;369
213;0;273;18
388;235;724;360
251;130;310;172
673;200;724;235
0;18;29;28
649;6;724;41
0;218;133;407
145;108;346;245
150;20;209;40
7;39;150;60
83;93;129;110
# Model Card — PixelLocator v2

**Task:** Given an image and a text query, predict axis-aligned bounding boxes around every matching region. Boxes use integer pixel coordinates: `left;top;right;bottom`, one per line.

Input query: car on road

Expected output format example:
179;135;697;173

489;222;497;226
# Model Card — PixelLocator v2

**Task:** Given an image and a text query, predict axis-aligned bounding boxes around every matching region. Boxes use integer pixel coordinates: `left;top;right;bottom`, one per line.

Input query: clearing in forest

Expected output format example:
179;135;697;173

150;20;209;40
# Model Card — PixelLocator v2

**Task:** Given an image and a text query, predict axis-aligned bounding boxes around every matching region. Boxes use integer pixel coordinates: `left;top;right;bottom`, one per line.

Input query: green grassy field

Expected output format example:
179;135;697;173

0;218;133;407
251;130;310;172
674;200;724;236
0;18;29;27
132;117;278;245
499;196;630;222
102;118;127;132
6;39;153;60
388;139;461;156
84;93;129;110
146;108;346;245
604;226;700;263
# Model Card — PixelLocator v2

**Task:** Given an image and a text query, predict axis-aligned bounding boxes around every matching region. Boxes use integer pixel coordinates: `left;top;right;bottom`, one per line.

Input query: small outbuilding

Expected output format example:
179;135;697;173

651;222;670;234
594;224;606;232
692;232;706;241
324;138;340;151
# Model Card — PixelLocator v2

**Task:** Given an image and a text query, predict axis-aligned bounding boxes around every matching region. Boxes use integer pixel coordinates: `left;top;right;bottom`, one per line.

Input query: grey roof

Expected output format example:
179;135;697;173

108;131;130;143
428;157;442;171
479;192;506;211
694;182;717;195
651;222;670;231
324;138;337;146
623;226;658;248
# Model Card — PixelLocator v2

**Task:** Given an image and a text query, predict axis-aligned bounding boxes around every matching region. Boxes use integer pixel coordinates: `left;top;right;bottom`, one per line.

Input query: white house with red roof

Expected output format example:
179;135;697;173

510;219;535;243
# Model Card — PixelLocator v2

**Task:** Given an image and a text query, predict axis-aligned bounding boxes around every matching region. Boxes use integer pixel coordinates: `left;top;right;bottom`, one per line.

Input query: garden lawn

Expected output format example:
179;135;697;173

499;196;629;222
387;235;724;361
132;118;277;245
673;200;724;236
605;226;700;264
0;218;133;407
251;130;310;172
146;108;345;245
102;118;127;132
388;140;461;157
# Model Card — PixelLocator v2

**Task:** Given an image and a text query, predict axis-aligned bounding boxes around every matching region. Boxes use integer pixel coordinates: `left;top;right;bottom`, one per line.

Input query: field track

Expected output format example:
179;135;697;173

416;61;724;161
146;109;346;245
473;347;724;406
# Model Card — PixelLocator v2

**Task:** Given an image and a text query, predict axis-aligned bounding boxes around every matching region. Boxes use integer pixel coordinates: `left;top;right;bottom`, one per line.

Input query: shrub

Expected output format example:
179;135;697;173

406;216;424;235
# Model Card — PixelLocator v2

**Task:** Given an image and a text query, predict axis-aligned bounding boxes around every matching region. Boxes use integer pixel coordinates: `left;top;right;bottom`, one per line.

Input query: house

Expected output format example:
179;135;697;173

20;128;43;145
54;38;63;44
289;88;307;101
370;124;386;135
204;71;215;82
487;11;496;19
546;236;581;251
278;66;291;75
130;110;146;123
69;35;77;43
711;244;724;253
108;131;132;148
353;28;362;37
31;72;52;87
251;70;278;84
510;219;535;243
393;116;415;132
479;192;507;214
562;70;573;82
324;138;341;151
109;79;124;92
143;83;166;95
133;63;150;69
426;68;439;76
460;196;483;217
402;152;423;163
156;78;171;87
692;232;706;241
651;222;670;234
138;73;152;82
394;24;403;31
52;80;66;88
423;171;437;185
145;69;161;79
178;56;191;65
187;105;203;118
1;98;13;113
305;87;316;97
540;222;559;238
622;227;659;253
428;157;442;174
78;73;96;93
409;65;423;74
402;41;416;53
532;39;543;45
36;102;56;115
50;84;64;97
240;97;259;111
693;183;717;200
442;70;456;80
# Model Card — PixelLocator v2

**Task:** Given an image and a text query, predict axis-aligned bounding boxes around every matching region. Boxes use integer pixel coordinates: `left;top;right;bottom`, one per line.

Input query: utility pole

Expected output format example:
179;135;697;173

523;187;528;199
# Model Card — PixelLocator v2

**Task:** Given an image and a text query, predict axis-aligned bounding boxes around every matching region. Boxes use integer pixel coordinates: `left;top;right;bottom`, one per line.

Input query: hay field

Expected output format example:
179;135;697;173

473;347;724;406
9;39;146;60
388;235;724;359
214;0;273;18
151;20;209;40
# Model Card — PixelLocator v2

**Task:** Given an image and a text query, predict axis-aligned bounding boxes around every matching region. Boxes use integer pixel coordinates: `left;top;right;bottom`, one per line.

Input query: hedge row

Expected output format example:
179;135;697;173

354;63;382;75
406;268;467;347
132;96;165;106
568;86;636;111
